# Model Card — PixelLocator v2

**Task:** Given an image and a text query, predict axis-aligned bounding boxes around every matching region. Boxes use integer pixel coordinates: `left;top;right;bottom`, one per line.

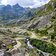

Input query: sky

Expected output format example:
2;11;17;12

0;0;50;8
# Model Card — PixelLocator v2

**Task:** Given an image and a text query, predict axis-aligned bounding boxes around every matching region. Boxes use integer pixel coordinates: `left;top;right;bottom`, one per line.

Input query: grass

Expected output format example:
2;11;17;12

36;3;54;17
8;45;13;49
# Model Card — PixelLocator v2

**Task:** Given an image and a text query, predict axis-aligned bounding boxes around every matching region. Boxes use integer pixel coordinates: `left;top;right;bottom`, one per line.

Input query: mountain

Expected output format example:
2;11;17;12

0;4;41;25
19;0;56;42
0;5;5;10
0;0;56;56
1;0;56;28
27;0;56;56
16;1;56;56
0;4;26;20
26;0;56;29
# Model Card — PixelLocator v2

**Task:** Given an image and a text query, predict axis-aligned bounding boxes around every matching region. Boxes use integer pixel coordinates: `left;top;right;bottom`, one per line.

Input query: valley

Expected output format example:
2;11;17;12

0;25;56;56
0;0;56;56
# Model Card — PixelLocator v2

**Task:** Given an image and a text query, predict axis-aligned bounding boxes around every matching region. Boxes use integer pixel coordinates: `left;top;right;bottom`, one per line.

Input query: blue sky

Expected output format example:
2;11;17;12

0;0;50;8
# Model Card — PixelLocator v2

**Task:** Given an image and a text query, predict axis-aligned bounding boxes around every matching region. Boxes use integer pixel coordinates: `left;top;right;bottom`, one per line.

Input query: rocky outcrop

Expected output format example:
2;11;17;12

28;14;52;29
25;0;56;29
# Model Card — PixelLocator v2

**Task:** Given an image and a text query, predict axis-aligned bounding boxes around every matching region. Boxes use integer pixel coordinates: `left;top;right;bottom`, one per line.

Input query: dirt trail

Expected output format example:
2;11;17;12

30;32;37;38
29;31;56;47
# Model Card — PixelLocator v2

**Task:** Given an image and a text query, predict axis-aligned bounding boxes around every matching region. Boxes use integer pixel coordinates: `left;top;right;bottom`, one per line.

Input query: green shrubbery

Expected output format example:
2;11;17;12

34;29;48;36
30;39;56;56
50;16;56;41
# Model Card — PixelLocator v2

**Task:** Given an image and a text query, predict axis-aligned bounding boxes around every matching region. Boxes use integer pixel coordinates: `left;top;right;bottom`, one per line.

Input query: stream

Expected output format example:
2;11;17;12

27;40;50;56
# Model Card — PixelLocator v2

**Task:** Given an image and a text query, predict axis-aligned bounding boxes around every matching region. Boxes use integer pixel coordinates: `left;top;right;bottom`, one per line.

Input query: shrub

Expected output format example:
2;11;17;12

30;39;56;56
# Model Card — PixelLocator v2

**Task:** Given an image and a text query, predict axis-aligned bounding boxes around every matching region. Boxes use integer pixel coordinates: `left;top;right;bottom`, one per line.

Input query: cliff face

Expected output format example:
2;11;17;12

27;0;56;29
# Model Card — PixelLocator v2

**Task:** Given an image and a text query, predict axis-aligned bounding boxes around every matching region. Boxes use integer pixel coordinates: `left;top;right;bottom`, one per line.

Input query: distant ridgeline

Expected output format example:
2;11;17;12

0;4;40;25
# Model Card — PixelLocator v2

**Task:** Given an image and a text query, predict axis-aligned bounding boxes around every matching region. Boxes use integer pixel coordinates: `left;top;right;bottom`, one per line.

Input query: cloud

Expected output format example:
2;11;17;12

0;0;2;3
1;0;50;8
1;0;8;5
